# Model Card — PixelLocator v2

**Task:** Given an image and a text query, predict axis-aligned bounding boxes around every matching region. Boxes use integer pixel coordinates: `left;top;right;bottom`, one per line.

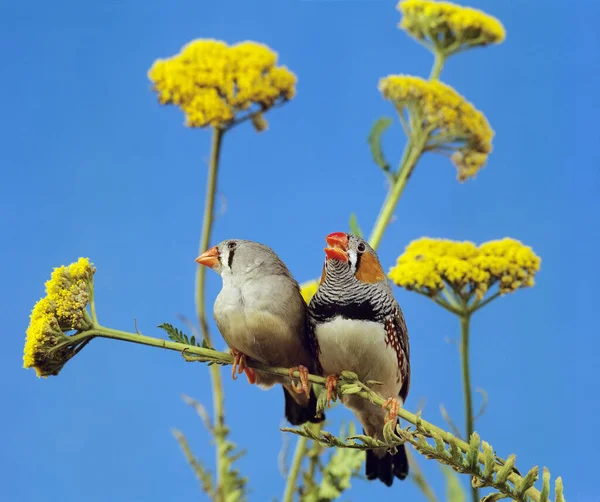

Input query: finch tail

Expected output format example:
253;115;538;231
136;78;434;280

283;386;325;426
364;424;409;486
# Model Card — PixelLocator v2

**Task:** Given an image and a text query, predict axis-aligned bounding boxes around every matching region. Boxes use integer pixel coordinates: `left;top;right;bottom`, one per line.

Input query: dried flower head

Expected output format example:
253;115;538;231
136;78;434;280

389;238;540;301
148;39;297;128
398;0;505;55
23;258;95;377
379;75;493;180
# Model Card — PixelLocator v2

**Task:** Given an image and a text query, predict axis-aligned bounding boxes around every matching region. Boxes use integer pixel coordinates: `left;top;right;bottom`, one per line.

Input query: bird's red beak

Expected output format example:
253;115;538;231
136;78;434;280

324;232;349;262
195;246;220;268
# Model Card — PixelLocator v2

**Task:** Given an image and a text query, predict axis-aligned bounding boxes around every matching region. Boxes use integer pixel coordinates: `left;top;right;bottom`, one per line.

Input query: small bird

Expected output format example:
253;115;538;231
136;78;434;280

196;239;324;426
308;232;411;486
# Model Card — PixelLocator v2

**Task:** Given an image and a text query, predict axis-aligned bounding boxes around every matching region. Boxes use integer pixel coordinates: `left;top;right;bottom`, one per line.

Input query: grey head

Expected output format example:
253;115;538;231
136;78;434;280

196;239;296;285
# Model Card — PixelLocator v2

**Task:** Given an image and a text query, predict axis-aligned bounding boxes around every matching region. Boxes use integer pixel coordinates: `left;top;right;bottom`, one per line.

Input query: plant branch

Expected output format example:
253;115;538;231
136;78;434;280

459;312;478;502
368;133;427;249
430;50;446;81
57;326;558;501
195;125;228;499
283;436;307;502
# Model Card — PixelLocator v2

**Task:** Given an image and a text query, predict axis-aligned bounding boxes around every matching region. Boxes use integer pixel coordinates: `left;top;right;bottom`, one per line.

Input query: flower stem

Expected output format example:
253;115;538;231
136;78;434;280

63;326;544;500
429;51;446;81
196;126;225;346
195;125;227;498
460;312;478;502
368;134;426;249
282;435;308;502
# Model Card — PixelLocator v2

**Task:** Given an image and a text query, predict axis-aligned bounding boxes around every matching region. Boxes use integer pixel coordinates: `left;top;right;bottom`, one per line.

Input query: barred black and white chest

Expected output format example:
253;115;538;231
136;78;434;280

308;277;411;403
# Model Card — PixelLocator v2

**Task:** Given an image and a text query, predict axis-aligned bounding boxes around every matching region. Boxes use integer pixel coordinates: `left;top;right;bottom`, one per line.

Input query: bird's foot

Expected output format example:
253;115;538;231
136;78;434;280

288;365;310;398
230;348;257;384
325;374;339;407
382;397;400;424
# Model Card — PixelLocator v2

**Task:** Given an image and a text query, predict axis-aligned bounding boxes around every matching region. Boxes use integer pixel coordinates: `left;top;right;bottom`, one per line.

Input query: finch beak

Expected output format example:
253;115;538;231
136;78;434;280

324;232;349;262
195;246;220;268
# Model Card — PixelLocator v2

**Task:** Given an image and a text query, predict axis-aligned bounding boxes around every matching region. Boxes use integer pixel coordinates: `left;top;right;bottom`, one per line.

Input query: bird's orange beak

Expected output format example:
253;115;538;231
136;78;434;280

195;246;220;268
324;232;349;262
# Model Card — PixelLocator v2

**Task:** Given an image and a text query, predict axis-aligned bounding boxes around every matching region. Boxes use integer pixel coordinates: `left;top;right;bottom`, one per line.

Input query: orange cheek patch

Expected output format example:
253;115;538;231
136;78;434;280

356;252;386;283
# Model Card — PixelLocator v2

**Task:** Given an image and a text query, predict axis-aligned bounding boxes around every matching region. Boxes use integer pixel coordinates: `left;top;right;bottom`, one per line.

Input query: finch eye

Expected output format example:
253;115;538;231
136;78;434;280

228;241;237;250
357;242;366;253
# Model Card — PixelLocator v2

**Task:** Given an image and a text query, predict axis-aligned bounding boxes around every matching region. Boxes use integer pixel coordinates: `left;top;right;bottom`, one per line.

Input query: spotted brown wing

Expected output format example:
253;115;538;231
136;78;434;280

383;304;411;403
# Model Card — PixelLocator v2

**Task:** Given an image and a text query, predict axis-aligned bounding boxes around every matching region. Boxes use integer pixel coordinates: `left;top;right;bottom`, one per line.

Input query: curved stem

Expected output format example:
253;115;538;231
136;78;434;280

368;134;427;249
460;313;478;502
60;326;544;500
283;435;308;502
196;126;224;346
429;50;446;81
195;126;227;498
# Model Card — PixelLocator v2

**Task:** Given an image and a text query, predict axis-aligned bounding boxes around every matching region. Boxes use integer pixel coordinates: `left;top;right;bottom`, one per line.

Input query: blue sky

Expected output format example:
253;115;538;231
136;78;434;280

1;0;596;500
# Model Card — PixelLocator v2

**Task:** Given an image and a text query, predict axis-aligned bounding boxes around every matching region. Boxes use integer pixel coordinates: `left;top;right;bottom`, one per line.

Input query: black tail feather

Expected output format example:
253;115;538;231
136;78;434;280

364;425;409;486
283;386;325;426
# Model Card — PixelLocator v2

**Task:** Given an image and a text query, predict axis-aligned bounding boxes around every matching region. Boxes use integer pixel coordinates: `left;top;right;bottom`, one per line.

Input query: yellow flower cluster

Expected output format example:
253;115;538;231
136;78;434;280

398;0;505;53
24;258;95;377
379;75;493;180
388;238;541;300
148;39;297;128
45;258;95;330
300;279;320;304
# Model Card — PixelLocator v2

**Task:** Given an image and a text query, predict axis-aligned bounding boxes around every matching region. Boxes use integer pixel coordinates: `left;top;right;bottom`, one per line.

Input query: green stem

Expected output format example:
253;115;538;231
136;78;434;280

62;326;543;500
283;436;308;502
194;126;227;499
368;134;426;249
89;276;98;325
460;313;478;502
469;290;502;314
429;51;446;81
196;126;225;346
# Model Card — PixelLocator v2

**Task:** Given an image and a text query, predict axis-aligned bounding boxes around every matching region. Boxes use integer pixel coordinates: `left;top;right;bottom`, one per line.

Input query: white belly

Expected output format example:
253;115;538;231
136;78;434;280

315;316;401;399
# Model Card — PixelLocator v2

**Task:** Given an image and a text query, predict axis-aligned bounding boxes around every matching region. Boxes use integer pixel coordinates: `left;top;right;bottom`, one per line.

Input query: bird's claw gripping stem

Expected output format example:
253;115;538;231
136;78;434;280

231;348;256;384
325;374;339;407
382;397;400;424
289;365;310;398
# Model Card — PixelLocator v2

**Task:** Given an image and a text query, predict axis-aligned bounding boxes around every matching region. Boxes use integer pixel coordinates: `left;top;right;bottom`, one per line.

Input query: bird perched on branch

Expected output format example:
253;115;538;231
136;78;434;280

196;239;324;426
308;232;411;486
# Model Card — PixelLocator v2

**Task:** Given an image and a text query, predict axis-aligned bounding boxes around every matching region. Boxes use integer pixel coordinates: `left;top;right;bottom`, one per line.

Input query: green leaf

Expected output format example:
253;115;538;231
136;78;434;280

465;432;480;472
441;465;467;502
555;476;565;502
349;213;363;238
516;465;538;496
495;454;516;484
157;322;190;345
367;116;393;173
540;467;550;502
482;441;495;480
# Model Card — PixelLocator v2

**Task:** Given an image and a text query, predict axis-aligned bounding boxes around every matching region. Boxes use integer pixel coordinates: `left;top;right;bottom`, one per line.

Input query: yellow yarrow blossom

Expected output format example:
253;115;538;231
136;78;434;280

45;257;94;330
389;238;540;301
379;75;493;180
23;297;69;377
148;39;297;128
24;258;95;377
300;279;320;304
398;0;505;54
